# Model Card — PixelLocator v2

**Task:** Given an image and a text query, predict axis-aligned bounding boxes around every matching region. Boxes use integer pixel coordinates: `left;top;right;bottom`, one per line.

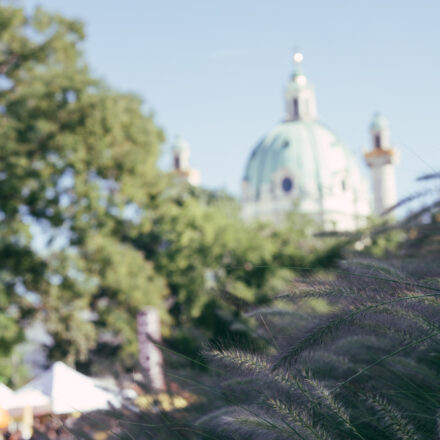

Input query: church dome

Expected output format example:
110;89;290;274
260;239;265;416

241;53;371;230
244;120;365;201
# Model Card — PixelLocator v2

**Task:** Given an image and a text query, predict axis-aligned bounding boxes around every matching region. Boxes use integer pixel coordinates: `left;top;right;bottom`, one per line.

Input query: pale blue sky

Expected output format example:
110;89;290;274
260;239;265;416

25;0;440;200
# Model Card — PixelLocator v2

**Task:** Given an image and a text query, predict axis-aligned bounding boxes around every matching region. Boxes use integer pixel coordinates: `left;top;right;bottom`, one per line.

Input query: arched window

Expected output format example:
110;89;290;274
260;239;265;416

293;98;299;119
374;134;381;149
174;155;180;170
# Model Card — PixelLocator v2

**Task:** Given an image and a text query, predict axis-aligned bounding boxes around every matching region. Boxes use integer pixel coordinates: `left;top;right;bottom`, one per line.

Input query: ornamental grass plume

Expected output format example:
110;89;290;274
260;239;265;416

195;184;440;439
198;253;440;440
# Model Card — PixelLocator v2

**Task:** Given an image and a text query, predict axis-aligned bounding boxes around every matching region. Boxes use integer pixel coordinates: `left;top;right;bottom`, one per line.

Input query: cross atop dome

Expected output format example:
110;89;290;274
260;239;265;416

292;50;306;80
293;51;303;65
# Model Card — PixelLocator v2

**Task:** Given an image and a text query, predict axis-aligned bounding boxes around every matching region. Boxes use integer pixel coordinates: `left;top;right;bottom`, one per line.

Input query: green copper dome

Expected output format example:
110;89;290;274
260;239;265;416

243;120;363;202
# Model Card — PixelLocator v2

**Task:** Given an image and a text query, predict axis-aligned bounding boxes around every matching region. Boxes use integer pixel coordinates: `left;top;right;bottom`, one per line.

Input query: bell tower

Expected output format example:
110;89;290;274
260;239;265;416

171;135;201;186
364;113;399;216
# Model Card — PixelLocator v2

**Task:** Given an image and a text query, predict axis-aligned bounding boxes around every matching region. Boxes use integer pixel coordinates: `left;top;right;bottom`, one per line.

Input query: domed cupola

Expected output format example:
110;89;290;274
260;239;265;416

284;52;318;122
241;53;371;231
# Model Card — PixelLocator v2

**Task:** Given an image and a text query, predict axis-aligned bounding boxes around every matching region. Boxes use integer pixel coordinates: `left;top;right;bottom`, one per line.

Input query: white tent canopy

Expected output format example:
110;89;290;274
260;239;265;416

0;383;15;408
0;383;14;399
7;361;120;416
4;389;51;418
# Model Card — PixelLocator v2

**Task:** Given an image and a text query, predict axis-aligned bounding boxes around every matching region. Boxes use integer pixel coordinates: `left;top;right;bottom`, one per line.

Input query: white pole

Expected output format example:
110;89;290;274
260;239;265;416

136;307;166;392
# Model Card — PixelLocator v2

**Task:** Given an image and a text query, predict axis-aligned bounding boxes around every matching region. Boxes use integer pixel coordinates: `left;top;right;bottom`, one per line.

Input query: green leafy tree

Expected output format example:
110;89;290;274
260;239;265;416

133;185;345;360
0;3;167;377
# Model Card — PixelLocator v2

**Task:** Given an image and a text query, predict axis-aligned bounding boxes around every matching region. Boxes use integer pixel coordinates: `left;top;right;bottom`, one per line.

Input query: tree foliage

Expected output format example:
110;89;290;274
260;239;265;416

0;2;167;379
